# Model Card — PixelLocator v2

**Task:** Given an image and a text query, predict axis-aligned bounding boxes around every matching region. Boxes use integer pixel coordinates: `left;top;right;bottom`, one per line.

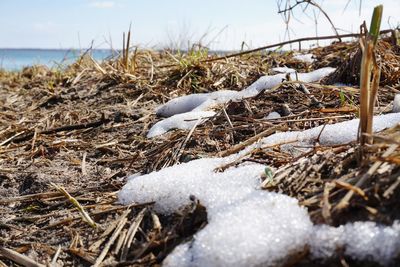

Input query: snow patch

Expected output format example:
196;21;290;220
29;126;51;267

119;157;312;266
271;66;297;73
311;221;400;265
265;111;281;120
392;94;400;113
293;53;315;63
147;111;216;138
156;91;239;118
237;112;400;157
120;112;400;266
151;67;335;137
164;192;313;267
119;158;263;213
292;67;334;82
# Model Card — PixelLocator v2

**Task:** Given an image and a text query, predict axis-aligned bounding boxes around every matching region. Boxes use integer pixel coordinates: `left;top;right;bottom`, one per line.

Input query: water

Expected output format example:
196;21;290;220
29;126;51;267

0;48;116;71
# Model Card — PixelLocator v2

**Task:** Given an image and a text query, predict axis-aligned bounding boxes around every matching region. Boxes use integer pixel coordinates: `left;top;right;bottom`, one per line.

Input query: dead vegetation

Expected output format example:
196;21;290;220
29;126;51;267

1;31;400;266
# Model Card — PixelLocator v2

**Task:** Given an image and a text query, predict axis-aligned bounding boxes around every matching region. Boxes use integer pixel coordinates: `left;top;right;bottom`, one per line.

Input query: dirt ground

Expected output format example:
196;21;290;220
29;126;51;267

1;38;400;266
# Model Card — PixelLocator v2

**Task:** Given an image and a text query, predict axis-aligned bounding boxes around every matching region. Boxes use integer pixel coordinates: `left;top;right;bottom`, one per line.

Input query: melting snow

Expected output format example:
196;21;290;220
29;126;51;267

271;66;297;73
392;94;400;113
156;91;240;118
163;191;313;267
242;112;400;157
157;67;334;117
147;111;216;138
310;221;400;265
293;53;315;63
265;111;281;120
149;67;335;137
119;157;313;266
120;112;400;266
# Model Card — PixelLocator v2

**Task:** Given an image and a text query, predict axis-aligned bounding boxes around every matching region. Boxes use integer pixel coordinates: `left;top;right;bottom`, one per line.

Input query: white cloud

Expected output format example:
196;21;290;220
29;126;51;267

89;1;115;9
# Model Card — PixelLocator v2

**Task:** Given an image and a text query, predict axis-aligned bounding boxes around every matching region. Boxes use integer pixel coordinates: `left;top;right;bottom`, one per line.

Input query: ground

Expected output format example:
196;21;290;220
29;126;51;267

1;38;400;266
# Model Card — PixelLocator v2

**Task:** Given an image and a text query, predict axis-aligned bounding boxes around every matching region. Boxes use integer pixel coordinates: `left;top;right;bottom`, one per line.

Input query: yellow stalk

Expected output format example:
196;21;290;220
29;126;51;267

358;5;383;150
50;182;97;228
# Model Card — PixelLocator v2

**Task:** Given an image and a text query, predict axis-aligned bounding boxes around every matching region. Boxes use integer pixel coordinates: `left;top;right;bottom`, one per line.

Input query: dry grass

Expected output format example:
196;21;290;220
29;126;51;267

0;36;400;266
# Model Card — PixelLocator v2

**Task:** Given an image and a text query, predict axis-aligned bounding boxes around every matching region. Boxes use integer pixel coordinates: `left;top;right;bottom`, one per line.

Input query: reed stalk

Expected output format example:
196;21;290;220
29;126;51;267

359;5;383;151
121;24;136;73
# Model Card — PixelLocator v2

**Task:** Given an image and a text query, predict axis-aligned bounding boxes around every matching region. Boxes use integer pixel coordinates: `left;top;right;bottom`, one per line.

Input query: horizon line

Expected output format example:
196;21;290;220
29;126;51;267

0;47;118;51
0;47;238;53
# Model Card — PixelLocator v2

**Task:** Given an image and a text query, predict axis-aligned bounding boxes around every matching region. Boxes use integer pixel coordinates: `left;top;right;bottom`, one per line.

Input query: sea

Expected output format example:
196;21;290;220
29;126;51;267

0;48;116;71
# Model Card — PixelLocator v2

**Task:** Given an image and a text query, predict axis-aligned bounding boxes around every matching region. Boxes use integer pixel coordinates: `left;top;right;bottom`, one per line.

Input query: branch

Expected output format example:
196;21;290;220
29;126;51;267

278;0;341;41
157;29;393;68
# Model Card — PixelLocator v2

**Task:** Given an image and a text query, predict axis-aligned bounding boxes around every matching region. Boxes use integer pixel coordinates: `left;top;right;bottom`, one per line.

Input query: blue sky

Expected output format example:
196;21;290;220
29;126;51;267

0;0;399;50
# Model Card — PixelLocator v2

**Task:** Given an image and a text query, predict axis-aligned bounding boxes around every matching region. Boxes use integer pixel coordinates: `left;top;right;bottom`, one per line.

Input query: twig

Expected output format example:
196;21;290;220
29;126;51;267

40;203;153;230
278;0;341;41
298;84;322;108
266;114;352;123
171;118;202;164
50;246;62;267
316;124;327;143
222;106;235;143
92;208;131;267
1;117;110;146
0;185;111;204
89;220;120;252
89;56;107;75
114;229;127;256
334;180;367;200
219;139;297;173
0;191;62;204
157;29;392;68
322;182;335;224
218;125;284;157
0;247;45;267
336;144;398;210
383;175;400;199
0;131;26;146
81;152;88;176
68;248;96;264
120;208;147;261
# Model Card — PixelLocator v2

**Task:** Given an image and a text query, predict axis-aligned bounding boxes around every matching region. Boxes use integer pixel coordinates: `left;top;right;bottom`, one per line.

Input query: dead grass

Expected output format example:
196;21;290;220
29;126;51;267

1;38;400;266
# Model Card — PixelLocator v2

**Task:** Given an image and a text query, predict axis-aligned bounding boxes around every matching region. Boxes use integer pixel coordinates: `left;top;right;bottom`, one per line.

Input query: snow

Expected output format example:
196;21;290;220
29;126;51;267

164;192;313;267
310;221;400;265
156;67;335;118
119;157;313;266
151;67;335;137
119;158;263;213
293;67;334;82
147;111;216;138
265;111;281;120
238;112;400;157
156;91;239;118
392;94;400;113
119;112;400;266
293;53;315;63
271;66;296;73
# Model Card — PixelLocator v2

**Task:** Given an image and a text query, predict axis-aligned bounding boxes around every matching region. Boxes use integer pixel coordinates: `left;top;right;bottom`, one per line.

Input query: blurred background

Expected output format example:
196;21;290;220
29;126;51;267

0;0;399;70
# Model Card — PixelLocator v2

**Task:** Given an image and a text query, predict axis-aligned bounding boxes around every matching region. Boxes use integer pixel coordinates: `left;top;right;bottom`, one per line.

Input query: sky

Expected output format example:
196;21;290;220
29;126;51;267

0;0;399;51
